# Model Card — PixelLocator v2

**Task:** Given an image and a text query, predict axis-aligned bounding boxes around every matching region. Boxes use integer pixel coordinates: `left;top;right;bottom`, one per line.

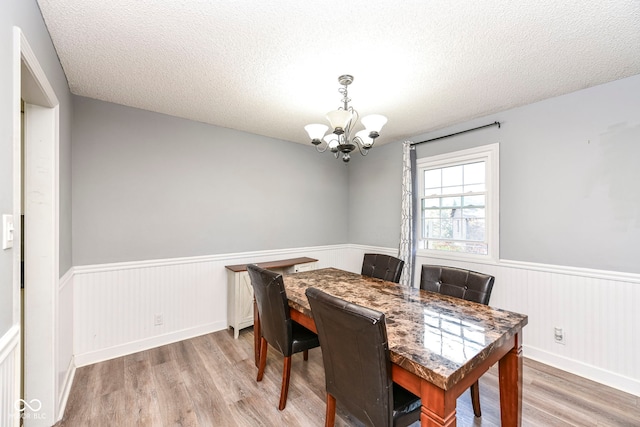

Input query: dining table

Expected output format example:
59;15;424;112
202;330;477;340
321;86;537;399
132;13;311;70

253;267;528;427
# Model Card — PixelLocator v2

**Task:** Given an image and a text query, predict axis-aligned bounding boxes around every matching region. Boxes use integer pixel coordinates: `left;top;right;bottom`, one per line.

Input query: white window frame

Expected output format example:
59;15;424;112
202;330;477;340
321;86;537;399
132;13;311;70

416;143;499;262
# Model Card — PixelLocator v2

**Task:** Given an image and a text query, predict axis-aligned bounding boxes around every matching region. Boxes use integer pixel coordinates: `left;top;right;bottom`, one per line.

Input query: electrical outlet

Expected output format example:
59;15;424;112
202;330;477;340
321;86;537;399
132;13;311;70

154;313;164;326
554;327;565;344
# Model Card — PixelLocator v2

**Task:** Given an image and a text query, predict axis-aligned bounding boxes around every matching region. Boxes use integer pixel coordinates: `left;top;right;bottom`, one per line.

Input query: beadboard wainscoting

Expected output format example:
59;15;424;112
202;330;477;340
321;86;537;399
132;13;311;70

415;254;640;397
70;244;639;399
0;325;20;427
72;244;362;367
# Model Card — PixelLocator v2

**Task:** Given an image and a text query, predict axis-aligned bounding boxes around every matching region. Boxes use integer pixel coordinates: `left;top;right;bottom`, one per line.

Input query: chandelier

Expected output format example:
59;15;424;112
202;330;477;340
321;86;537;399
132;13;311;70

305;75;387;163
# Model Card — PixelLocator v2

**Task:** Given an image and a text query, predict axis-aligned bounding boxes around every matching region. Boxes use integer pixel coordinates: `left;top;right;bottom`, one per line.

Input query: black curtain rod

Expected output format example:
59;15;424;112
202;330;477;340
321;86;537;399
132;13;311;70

410;121;501;146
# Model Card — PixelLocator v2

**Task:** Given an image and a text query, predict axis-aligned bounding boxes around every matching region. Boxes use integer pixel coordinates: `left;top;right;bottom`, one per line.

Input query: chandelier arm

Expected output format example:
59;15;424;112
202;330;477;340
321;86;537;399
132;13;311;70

352;136;373;156
315;143;330;153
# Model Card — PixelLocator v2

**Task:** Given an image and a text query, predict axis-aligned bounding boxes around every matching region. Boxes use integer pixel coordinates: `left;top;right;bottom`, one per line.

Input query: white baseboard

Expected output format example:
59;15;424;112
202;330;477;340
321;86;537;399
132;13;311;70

524;344;640;397
56;356;76;423
74;321;227;367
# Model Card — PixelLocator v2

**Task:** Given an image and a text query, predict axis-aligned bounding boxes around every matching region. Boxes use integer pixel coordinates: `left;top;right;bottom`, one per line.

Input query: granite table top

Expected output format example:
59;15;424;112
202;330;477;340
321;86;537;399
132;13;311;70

283;267;529;390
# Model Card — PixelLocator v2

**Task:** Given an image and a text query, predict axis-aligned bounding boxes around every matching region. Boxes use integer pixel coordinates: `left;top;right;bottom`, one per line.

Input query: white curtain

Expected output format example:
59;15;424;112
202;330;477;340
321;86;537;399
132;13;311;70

398;141;417;287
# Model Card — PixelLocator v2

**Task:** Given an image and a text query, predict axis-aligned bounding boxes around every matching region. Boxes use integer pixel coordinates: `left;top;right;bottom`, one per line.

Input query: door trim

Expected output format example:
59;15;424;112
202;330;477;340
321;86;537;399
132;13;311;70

13;26;60;425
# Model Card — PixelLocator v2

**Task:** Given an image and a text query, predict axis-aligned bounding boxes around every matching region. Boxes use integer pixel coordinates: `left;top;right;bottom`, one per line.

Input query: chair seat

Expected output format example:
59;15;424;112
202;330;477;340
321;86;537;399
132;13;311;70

291;322;320;354
392;383;421;426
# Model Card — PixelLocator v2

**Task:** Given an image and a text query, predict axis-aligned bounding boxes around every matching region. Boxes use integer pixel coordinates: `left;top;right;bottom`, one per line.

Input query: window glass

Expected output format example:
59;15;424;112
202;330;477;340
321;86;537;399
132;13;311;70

417;144;498;260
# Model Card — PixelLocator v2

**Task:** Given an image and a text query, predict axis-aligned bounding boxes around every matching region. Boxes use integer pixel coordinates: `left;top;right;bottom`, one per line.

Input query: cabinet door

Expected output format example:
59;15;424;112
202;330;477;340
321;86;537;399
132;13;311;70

237;272;254;325
228;271;256;339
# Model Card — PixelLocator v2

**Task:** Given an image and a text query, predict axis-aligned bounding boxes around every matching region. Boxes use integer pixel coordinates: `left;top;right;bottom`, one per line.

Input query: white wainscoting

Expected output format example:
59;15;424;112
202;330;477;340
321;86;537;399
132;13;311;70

0;325;20;427
73;245;356;367
70;244;640;398
414;254;640;397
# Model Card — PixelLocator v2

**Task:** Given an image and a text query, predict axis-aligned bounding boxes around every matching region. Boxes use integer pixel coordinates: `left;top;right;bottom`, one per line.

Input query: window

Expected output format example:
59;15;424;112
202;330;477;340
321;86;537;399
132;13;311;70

417;143;499;261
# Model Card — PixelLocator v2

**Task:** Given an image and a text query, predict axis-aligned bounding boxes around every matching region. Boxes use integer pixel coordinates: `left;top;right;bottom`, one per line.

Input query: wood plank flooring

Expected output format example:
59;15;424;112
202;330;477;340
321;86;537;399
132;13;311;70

55;328;640;426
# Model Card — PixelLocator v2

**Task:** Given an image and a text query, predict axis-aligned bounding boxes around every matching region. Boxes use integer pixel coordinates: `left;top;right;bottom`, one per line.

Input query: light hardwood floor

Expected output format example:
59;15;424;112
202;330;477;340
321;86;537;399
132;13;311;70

56;328;640;426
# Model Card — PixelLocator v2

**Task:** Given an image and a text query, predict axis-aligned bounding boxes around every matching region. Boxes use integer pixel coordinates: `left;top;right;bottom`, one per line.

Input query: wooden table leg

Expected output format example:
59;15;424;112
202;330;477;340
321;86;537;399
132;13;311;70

419;381;457;426
499;332;523;426
254;299;260;368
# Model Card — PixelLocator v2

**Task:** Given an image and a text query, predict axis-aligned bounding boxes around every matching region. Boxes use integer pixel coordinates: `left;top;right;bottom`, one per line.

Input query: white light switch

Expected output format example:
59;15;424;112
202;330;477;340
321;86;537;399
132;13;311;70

2;214;14;250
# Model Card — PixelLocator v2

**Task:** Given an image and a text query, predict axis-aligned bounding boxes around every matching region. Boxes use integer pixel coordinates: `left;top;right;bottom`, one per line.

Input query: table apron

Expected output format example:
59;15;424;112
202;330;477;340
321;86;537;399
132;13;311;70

291;308;316;333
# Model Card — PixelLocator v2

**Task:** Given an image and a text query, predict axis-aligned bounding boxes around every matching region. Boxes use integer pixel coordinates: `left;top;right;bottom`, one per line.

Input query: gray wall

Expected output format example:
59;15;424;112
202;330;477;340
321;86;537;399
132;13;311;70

350;74;640;274
347;142;403;248
72;96;348;265
0;1;73;335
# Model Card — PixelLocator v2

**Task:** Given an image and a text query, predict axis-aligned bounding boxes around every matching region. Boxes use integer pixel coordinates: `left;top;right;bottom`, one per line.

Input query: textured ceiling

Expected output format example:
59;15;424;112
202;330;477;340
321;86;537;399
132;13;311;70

37;0;640;146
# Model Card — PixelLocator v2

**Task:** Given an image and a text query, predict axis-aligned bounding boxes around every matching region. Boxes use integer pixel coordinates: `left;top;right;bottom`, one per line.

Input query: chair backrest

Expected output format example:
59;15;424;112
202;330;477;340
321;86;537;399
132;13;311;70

361;253;405;283
247;264;293;356
419;265;494;305
306;287;393;427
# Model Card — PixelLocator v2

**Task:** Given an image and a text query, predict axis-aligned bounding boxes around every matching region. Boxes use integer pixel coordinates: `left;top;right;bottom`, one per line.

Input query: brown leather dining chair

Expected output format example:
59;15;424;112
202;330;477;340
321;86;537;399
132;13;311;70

419;264;495;417
247;264;320;410
306;287;421;427
361;253;405;283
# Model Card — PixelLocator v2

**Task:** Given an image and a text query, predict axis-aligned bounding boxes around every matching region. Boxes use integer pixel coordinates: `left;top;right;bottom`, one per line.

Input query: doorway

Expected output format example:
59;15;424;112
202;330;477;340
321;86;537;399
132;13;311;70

14;27;60;426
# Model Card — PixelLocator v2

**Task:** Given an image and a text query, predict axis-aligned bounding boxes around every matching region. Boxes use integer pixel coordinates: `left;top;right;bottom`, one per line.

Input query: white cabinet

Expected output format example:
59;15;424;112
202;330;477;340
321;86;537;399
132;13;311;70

226;270;254;339
225;257;318;339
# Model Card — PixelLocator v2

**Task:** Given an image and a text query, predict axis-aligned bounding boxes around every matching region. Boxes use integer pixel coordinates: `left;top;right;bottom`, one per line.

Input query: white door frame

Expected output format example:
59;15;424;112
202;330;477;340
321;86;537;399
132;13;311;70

12;27;60;426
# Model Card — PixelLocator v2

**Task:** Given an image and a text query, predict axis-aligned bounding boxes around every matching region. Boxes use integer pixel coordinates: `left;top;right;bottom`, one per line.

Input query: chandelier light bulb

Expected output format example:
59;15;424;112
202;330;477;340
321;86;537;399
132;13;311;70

325;109;353;135
305;124;329;144
361;114;388;137
324;134;340;151
355;130;375;148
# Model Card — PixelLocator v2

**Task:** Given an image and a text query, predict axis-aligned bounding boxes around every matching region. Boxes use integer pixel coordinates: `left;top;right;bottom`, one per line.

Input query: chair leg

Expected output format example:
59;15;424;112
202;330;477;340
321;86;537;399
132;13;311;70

325;393;336;427
303;349;309;361
470;380;481;417
278;355;292;410
257;337;268;382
